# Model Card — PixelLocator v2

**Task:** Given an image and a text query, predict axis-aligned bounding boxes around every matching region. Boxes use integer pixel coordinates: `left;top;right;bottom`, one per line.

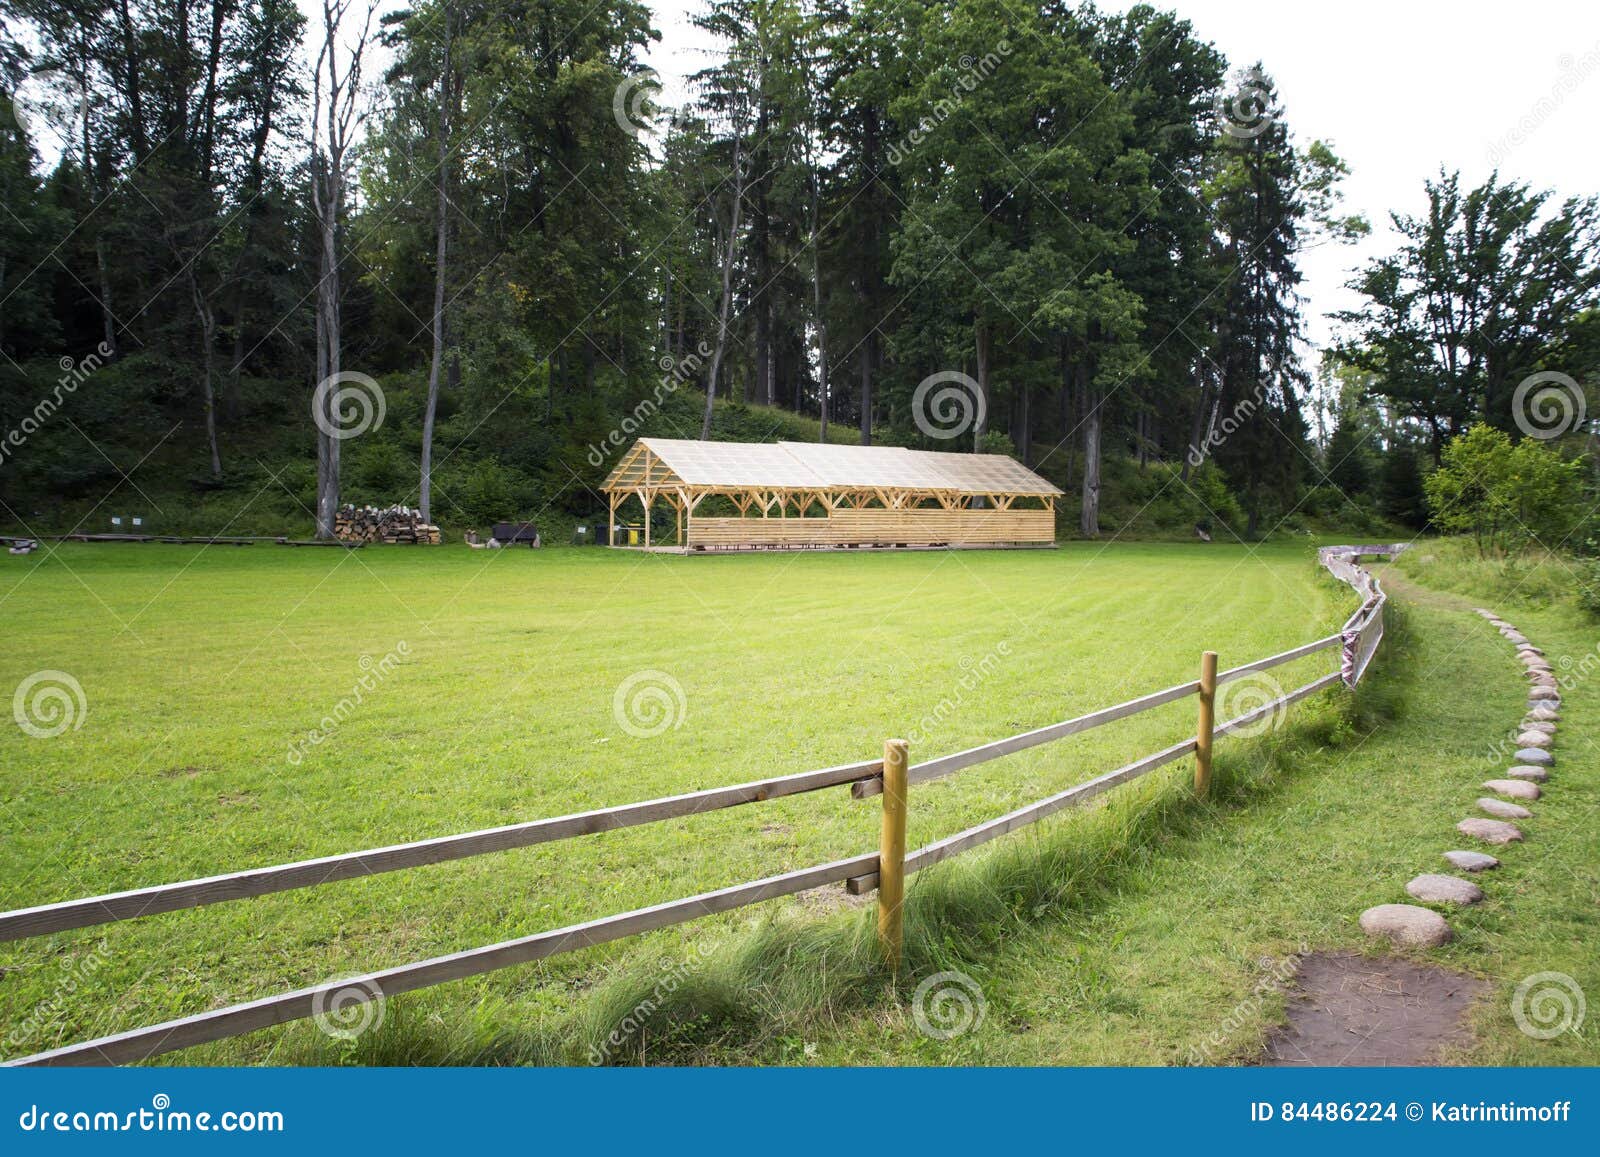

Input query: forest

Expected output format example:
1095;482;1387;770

1;0;1597;543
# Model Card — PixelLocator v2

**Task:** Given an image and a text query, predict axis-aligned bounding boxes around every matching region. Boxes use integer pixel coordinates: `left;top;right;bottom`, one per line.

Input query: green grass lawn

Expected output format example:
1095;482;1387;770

0;539;1593;1066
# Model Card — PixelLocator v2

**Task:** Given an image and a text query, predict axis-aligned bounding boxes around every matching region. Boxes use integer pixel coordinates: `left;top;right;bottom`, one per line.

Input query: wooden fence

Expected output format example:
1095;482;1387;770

0;545;1402;1067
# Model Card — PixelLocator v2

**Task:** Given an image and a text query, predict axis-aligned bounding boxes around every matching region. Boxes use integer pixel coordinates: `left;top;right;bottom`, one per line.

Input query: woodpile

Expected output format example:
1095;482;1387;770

334;504;443;545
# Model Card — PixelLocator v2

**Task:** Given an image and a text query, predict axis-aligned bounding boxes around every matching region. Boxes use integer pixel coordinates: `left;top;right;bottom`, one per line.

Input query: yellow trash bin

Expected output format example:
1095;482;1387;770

627;528;640;546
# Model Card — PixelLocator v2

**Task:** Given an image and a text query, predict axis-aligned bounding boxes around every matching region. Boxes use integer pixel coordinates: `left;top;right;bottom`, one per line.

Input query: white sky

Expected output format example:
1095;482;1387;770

643;0;1600;354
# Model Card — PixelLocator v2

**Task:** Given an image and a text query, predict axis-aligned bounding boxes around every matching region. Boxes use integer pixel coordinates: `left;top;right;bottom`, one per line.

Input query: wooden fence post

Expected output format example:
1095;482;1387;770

877;738;909;971
1195;651;1217;795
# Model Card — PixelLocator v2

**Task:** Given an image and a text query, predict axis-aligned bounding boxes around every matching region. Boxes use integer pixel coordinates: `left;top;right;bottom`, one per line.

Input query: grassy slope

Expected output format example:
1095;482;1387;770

1;539;1340;1063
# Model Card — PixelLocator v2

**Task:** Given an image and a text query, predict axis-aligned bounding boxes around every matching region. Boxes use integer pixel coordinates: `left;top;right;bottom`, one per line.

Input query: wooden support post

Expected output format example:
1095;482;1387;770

877;738;909;970
607;494;616;546
1195;650;1217;795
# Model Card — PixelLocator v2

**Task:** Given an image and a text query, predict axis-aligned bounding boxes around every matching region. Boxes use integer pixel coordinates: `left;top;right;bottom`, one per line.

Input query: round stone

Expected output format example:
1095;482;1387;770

1518;645;1545;657
1514;747;1553;765
1406;874;1484;905
1507;765;1550;782
1515;731;1552;748
1483;778;1541;800
1458;817;1524;844
1526;706;1560;722
1529;687;1560;701
1444;850;1500;872
1475;608;1496;617
1360;904;1453;947
1505;632;1529;644
1528;675;1558;688
1479;796;1532;820
1519;720;1556;734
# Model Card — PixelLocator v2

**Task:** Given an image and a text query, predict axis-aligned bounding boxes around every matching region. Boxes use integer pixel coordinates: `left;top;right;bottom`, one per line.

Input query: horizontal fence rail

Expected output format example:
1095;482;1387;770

12;853;883;1068
3;544;1403;1068
0;759;883;944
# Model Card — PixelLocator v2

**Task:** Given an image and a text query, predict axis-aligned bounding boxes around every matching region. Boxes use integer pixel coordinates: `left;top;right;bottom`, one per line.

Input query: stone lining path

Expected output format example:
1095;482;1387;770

1360;606;1557;949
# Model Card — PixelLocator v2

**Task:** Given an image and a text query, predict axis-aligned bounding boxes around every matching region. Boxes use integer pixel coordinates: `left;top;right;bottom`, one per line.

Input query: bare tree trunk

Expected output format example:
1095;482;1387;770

859;331;874;445
186;267;222;479
810;176;829;442
1183;358;1212;481
1017;382;1031;465
973;315;990;450
420;6;453;522
701;126;745;441
1080;367;1101;538
310;0;375;538
314;194;340;537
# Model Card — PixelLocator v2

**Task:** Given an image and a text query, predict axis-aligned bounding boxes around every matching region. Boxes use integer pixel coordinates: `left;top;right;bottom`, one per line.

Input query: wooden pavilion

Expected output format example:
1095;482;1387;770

601;438;1061;551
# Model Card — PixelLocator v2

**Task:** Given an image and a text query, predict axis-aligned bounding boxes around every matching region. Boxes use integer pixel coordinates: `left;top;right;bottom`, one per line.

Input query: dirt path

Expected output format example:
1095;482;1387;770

1262;952;1486;1065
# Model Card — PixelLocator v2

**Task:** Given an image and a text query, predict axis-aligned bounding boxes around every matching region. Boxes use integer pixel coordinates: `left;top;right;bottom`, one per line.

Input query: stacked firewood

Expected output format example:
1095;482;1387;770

333;504;443;545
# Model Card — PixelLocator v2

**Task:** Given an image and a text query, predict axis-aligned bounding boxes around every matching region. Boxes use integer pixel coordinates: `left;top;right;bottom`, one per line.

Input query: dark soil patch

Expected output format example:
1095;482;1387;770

1261;951;1485;1066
